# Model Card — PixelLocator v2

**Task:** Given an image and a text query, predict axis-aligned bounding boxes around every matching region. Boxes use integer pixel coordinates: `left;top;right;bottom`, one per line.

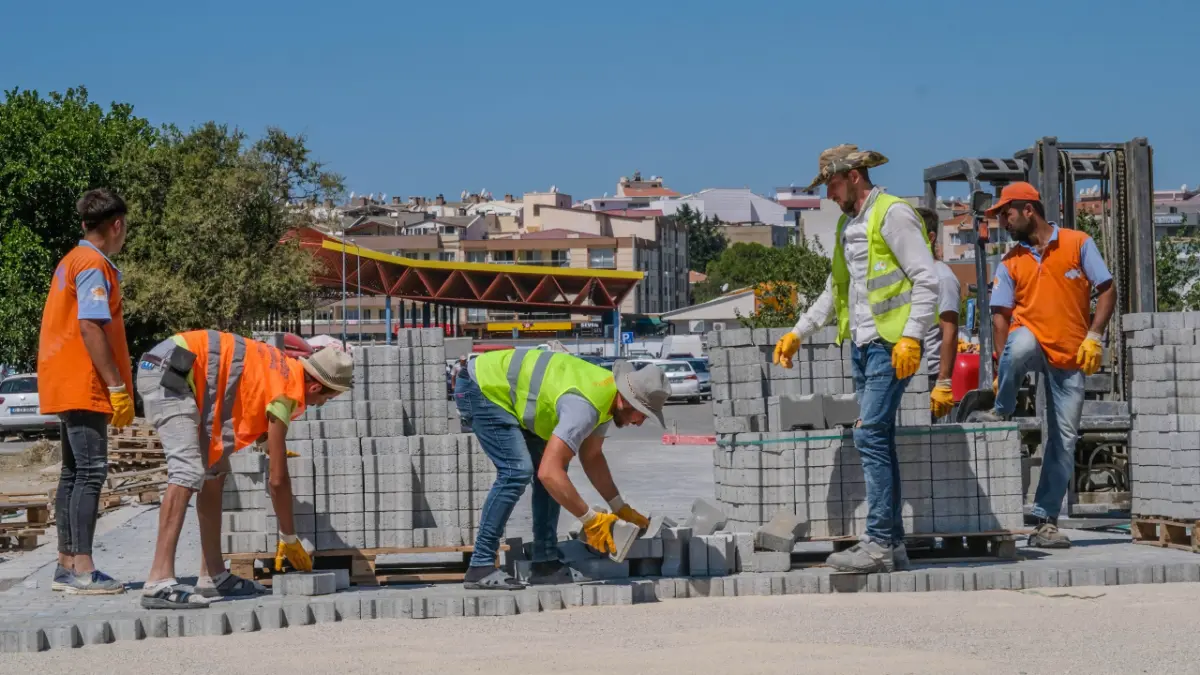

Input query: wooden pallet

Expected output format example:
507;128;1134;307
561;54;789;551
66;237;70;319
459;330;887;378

793;530;1025;567
1131;516;1198;552
223;544;507;587
0;500;51;550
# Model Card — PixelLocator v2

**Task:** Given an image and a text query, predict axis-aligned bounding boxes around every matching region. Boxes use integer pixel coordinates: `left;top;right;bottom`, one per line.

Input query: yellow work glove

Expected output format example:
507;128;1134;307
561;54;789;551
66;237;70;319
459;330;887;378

274;533;313;572
773;332;801;369
108;385;135;429
1076;332;1103;376
580;510;619;555
993;376;998;395
608;495;650;529
890;337;922;380
286;449;300;458
930;380;954;418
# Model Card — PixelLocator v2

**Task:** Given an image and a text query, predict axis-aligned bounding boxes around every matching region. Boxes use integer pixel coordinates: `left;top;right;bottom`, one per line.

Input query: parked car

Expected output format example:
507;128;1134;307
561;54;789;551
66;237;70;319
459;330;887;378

681;357;711;399
0;375;58;436
645;359;702;403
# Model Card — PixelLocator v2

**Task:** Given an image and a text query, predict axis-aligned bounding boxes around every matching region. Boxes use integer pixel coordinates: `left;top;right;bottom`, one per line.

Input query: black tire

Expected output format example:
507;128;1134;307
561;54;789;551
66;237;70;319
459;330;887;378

689;397;700;404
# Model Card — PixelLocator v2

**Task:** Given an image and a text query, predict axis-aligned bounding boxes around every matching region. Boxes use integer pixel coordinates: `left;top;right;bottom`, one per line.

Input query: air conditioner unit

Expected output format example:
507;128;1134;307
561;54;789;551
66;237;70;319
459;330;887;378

712;321;727;331
688;320;705;334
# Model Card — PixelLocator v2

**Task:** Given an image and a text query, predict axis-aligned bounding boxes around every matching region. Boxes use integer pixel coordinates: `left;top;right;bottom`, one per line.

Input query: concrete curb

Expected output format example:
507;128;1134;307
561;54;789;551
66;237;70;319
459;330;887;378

5;561;1200;653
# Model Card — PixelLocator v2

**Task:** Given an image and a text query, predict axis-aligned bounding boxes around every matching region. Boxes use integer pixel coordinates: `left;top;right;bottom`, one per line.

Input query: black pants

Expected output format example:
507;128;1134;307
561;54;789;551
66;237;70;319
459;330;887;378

55;411;109;556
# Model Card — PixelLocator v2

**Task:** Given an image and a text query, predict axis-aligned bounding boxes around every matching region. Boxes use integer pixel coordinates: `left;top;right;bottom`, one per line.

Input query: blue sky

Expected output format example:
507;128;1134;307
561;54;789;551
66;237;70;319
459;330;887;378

3;0;1195;200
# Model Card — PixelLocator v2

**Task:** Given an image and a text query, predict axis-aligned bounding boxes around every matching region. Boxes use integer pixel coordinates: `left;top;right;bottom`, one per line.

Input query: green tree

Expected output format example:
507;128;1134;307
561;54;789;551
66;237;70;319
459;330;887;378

0;87;157;370
677;204;727;273
119;124;344;356
1156;227;1200;311
688;239;831;327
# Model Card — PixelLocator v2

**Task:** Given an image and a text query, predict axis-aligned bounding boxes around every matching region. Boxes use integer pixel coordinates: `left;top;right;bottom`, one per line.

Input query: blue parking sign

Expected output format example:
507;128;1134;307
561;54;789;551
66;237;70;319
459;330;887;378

620;331;634;345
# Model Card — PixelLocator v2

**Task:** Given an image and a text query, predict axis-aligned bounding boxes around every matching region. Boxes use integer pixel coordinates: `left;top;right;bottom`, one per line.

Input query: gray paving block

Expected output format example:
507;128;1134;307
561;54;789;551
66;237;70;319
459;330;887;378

685;499;728;536
142;614;171;638
750;551;792;573
49;624;82;649
273;572;336;596
631;558;663;577
479;595;517;616
255;605;287;630
754;510;805;552
374;596;414;619
514;590;540;615
866;573;891;593
687;535;709;576
204;611;231;636
310;600;339;623
283;602;314;627
0;627;48;652
1166;562;1200;583
830;573;867;593
537;588;564;611
229;607;260;633
110;616;145;641
83;620;114;645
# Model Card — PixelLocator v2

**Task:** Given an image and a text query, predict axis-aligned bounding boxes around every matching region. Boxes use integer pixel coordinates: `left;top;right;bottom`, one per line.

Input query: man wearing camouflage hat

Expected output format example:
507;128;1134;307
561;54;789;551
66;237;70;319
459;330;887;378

772;145;940;573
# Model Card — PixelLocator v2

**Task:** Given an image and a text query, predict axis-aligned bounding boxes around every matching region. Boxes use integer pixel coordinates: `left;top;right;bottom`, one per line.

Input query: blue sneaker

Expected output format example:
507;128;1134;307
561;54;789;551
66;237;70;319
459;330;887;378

63;569;125;595
51;564;74;592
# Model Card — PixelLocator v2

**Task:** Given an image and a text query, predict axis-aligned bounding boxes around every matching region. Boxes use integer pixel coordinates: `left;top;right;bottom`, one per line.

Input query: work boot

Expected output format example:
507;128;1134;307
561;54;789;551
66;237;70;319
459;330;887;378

528;560;575;586
967;410;1008;423
825;537;894;574
1028;520;1071;549
892;543;910;571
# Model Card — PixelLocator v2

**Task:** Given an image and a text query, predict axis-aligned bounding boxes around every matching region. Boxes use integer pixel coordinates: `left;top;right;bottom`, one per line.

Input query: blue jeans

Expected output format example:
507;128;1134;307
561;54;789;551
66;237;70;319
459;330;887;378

994;327;1084;521
850;340;912;546
454;372;561;567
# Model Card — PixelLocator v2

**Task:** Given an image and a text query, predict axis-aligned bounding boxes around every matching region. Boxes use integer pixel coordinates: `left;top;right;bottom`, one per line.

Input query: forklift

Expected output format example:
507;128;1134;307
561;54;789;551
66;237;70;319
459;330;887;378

923;137;1155;521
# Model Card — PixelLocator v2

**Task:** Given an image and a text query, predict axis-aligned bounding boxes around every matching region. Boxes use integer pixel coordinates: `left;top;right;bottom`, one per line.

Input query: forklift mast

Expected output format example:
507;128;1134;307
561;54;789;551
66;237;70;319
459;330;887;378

922;136;1156;400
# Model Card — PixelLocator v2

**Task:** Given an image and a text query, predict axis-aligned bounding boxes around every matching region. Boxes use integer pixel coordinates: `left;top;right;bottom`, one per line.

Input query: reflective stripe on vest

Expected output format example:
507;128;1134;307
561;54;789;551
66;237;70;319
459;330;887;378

831;192;916;344
475;349;616;440
197;330;246;458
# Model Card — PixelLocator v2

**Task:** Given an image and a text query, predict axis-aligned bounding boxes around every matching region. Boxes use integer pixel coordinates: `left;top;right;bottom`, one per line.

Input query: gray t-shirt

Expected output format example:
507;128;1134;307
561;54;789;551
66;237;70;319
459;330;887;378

923;261;962;378
466;360;607;453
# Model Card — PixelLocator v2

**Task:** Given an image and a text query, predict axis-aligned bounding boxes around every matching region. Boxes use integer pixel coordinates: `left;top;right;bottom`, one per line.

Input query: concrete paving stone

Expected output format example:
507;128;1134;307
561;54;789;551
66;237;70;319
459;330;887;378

110;615;145;641
1166;562;1200;583
205;611;231;636
829;573;867;593
480;595;518;616
374;596;413;619
536;588;564;611
83;619;114;645
631;558;663;577
630;579;658;603
228;606;261;632
866;572;891;593
283;601;314;627
513;589;540;614
273;572;336;597
751;551;792;573
141;613;170;638
0;627;49;652
309;599;338;624
48;624;82;650
254;605;287;630
687;536;709;576
784;571;822;595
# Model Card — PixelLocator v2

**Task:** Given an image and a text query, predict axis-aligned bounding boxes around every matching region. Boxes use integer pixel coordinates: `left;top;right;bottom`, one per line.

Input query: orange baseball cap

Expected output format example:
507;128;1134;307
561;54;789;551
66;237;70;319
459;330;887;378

985;181;1041;216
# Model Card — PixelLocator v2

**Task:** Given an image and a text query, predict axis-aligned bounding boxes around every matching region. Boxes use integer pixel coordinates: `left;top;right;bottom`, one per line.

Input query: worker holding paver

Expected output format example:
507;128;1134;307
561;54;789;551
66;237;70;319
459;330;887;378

38;188;135;595
135;331;353;609
453;350;669;589
968;182;1115;549
915;207;962;422
772;145;940;573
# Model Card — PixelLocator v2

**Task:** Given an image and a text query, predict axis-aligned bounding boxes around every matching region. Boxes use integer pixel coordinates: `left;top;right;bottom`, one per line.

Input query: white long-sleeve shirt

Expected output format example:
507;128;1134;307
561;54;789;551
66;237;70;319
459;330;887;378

790;187;939;346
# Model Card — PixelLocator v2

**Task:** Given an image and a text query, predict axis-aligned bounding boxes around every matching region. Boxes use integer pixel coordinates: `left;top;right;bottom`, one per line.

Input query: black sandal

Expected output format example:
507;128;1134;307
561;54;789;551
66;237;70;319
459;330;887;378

463;568;525;591
140;581;213;609
196;572;265;598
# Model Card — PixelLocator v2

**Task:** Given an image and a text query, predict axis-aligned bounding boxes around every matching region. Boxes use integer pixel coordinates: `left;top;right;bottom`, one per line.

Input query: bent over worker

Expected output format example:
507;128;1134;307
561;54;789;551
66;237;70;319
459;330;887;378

772;145;939;573
453;350;668;589
969;182;1115;549
136;331;352;609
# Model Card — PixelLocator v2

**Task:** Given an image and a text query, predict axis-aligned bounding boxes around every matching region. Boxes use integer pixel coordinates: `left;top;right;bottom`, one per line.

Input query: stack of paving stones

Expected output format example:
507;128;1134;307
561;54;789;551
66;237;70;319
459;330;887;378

708;327;931;435
712;424;1024;537
220;328;494;555
1125;312;1200;521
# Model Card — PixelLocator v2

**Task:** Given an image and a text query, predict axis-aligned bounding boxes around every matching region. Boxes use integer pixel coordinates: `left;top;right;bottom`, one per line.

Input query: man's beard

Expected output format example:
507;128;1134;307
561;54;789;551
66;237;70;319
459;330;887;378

838;184;863;216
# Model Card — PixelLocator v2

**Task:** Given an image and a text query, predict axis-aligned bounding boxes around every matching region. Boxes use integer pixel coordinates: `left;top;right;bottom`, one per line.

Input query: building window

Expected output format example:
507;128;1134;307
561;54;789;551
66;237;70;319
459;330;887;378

520;250;544;265
439;251;456;262
467;308;488;322
465;250;485;263
549;250;569;267
589;248;615;269
362;309;372;321
344;308;359;321
492;251;515;264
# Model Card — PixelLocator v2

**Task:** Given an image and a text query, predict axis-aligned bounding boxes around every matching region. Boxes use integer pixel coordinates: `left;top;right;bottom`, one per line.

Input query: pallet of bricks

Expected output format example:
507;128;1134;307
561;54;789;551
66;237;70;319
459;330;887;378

220;328;495;585
707;326;1023;562
1124;312;1200;552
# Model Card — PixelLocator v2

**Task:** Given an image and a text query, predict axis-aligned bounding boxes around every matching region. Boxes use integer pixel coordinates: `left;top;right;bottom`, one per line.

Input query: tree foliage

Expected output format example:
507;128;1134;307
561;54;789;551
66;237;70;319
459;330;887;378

689;239;831;328
1155;227;1200;312
676;203;727;273
0;86;343;369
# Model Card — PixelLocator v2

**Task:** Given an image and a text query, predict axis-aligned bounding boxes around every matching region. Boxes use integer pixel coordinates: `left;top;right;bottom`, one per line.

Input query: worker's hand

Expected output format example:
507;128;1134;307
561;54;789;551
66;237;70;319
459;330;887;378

580;511;619;555
992;376;998;395
930;380;954;418
108;386;135;429
1076;333;1103;376
274;534;313;572
773;332;801;369
607;495;650;529
890;337;922;380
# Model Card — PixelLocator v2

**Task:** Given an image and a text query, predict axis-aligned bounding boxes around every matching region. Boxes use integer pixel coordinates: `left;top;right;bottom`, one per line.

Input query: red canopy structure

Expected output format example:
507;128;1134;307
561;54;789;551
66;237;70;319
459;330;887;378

294;227;643;314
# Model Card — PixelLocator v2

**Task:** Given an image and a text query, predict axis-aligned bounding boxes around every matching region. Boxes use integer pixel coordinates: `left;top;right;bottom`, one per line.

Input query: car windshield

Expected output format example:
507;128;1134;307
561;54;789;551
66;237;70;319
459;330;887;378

660;363;691;374
0;378;36;394
688;360;709;373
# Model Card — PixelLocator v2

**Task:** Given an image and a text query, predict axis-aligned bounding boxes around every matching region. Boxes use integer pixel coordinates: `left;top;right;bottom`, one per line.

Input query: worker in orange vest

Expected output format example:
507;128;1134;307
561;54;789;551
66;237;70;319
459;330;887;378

134;331;352;609
37;188;135;596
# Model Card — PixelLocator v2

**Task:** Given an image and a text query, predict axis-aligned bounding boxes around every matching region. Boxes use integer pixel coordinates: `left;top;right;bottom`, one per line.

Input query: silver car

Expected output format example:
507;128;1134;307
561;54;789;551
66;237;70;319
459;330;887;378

0;375;58;436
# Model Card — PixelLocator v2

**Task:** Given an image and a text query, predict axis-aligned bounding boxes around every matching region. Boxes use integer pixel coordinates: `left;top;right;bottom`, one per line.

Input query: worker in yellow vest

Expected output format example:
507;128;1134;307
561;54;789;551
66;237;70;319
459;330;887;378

772;144;940;574
454;349;668;589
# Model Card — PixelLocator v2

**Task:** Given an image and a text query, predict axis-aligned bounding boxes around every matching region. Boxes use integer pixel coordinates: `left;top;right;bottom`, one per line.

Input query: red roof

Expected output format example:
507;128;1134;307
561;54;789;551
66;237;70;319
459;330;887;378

620;187;679;197
689;271;708;283
778;198;821;209
600;209;664;218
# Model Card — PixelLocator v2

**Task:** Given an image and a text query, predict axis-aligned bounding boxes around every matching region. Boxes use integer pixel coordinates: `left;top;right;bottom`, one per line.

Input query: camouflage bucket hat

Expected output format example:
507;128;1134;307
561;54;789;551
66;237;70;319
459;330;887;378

804;144;889;191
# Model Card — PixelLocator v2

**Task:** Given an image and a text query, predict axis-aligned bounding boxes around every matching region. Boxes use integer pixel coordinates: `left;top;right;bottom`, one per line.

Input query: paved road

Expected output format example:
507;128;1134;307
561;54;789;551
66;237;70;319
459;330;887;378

6;583;1199;674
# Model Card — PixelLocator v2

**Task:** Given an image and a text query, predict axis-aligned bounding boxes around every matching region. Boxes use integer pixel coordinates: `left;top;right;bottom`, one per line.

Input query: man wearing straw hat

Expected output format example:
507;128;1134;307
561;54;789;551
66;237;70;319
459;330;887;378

772;144;940;573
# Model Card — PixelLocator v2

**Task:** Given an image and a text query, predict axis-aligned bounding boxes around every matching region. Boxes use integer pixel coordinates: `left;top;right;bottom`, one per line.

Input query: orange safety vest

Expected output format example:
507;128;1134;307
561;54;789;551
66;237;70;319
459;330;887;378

37;244;133;415
177;330;307;465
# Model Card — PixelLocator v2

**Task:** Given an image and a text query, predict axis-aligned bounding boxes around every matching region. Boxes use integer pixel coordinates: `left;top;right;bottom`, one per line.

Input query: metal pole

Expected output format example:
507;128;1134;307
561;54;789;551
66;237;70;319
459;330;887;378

340;233;347;345
355;240;363;344
385;295;392;346
613;309;621;359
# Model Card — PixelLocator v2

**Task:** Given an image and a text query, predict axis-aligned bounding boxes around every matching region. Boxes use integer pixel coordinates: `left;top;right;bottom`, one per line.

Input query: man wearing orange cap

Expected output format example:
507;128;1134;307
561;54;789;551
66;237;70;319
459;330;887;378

970;182;1115;549
772;145;939;573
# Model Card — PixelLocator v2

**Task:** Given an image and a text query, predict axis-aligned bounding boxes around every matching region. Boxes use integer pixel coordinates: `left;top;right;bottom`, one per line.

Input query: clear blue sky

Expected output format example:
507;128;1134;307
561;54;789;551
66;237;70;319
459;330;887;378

3;0;1195;200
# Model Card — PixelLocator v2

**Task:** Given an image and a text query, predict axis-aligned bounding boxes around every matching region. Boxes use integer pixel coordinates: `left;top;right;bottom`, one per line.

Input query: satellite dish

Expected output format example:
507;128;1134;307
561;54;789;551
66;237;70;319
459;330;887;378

720;283;729;293
1183;184;1189;192
349;191;356;200
461;190;468;200
550;185;557;193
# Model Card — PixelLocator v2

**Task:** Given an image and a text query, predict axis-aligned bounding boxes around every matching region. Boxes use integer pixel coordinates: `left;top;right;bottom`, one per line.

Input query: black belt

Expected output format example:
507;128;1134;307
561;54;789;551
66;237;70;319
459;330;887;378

141;353;165;367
